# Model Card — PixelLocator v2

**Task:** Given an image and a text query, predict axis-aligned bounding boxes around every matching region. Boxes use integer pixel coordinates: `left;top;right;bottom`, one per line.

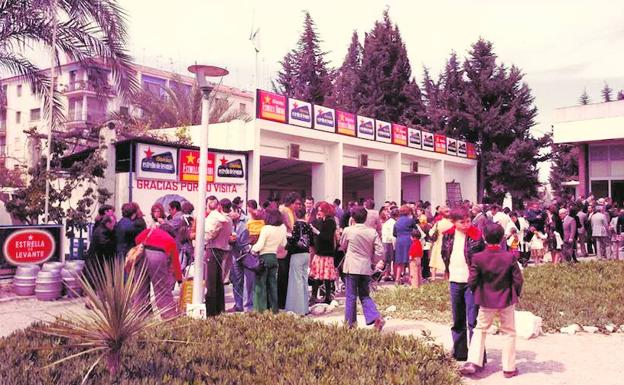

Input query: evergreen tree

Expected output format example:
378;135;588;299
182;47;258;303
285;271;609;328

274;12;332;104
462;39;544;205
549;139;579;202
601;82;613;102
579;88;590;105
437;52;469;137
357;10;414;122
326;31;362;112
400;80;426;126
618;90;624;101
421;67;443;131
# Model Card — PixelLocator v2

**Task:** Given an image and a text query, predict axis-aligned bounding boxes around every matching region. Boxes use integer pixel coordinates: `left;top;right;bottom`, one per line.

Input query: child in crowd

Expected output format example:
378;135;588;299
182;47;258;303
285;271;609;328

552;230;563;264
528;226;547;265
460;223;523;379
408;229;423;288
506;227;520;259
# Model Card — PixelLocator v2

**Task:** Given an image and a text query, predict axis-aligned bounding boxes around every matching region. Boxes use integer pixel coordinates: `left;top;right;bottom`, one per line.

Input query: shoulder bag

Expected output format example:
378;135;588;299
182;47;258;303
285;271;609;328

125;227;155;272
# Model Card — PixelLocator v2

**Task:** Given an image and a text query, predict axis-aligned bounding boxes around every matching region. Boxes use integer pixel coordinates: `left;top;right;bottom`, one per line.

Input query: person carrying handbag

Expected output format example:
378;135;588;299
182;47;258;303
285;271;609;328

285;208;314;315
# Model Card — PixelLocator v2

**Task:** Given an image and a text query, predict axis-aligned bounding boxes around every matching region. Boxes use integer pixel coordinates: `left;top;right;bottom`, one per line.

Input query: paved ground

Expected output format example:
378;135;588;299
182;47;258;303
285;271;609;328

1;287;623;385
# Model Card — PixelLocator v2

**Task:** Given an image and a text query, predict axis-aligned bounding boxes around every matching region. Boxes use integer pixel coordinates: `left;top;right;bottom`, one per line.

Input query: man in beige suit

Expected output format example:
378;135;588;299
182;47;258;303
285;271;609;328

340;207;385;330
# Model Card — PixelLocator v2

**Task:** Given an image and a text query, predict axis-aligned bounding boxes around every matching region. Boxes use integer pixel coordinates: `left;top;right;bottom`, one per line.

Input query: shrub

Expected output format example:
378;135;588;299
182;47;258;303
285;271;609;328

374;261;624;332
0;314;462;385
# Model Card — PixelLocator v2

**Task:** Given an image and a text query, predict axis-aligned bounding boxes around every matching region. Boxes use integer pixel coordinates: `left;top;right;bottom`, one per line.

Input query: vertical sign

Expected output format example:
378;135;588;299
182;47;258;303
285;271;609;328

256;90;286;123
407;127;422;149
287;97;312;128
467;143;477;159
422;131;434;151
457;140;468;157
434;134;447;154
179;149;216;182
136;143;177;181
392;124;408;146
375;120;392;143
313;105;336;132
446;137;458;156
356;116;375;141
336;110;356;136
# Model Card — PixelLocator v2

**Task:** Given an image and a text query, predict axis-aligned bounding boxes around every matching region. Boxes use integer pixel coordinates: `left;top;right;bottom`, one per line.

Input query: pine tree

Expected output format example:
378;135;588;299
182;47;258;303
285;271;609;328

437;52;469;137
462;39;544;205
549;138;579;202
274;12;332;104
618;90;624;101
357;10;414;122
579;88;590;105
601;82;613;102
326;31;362;112
400;80;426;126
421;67;443;131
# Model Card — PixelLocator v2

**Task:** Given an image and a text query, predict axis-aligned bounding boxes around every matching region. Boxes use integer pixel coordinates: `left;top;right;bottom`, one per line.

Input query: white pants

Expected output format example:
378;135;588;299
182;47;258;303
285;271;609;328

468;304;516;372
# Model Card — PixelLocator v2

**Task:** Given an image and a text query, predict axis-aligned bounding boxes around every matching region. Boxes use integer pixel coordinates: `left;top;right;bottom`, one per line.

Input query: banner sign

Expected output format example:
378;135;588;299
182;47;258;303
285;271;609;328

288;98;312;128
422;131;434;151
257;90;286;123
356;116;375;141
313;105;335;132
179;149;216;183
457;140;468;157
434;134;447;154
336;110;356;136
1;225;62;269
392;124;408;146
407;127;422;149
136;143;177;181
467;143;477;159
446;137;458;156
215;153;246;184
375;120;392;143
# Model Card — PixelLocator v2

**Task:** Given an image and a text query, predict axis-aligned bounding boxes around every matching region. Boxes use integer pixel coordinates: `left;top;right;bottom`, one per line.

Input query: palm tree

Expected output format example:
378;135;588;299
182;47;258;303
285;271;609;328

0;0;137;128
111;78;251;137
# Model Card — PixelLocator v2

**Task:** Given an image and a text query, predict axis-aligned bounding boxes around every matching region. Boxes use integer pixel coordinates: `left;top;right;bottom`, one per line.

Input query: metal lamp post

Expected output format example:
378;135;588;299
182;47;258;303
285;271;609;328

187;64;229;307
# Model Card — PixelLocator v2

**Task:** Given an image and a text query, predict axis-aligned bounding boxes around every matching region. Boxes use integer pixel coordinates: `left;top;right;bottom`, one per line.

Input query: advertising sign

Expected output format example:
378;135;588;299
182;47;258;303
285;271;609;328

288;97;312;128
136;143;177;181
467;143;477;159
407;127;422;149
336;110;356;137
179;149;216;183
447;137;458;156
256;90;287;123
375;120;392;143
215;153;246;184
1;225;62;268
313;105;336;132
422;131;434;151
356;116;375;141
392;124;408;146
457;140;468;157
434;134;447;154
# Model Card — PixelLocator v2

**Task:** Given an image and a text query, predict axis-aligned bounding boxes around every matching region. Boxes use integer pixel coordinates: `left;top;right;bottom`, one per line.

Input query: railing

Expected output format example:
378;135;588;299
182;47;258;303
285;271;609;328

64;80;113;94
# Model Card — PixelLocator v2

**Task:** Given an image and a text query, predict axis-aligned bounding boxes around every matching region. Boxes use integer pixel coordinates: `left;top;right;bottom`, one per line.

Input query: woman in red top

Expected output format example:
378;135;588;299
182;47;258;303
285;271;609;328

135;223;183;319
408;229;423;288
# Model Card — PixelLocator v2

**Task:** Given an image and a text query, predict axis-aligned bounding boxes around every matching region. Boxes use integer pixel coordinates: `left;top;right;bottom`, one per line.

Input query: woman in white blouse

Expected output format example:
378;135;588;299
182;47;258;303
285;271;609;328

251;208;287;313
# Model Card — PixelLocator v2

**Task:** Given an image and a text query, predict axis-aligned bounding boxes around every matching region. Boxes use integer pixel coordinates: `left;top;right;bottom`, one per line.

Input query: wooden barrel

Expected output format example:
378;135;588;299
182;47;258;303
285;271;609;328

13;265;39;296
61;268;83;298
35;270;62;301
42;261;64;272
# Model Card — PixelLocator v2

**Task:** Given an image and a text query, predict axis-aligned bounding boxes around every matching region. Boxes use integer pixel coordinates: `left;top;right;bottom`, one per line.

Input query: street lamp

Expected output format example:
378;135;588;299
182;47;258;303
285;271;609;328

187;64;229;309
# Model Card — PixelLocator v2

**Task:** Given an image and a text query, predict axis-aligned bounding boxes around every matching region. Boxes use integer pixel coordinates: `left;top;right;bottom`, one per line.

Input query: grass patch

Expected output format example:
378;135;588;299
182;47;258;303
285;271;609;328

374;261;624;332
0;313;462;385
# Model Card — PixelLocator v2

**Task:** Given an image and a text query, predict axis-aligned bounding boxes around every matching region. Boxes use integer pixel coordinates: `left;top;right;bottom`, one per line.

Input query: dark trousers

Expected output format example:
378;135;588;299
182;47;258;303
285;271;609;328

277;255;291;309
230;254;255;311
205;248;226;316
450;282;480;360
421;250;431;279
344;274;381;326
254;253;279;313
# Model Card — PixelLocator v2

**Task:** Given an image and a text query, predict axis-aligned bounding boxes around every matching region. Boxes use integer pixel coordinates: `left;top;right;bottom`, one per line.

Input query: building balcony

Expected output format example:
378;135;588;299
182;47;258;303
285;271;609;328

65;112;108;129
63;81;116;97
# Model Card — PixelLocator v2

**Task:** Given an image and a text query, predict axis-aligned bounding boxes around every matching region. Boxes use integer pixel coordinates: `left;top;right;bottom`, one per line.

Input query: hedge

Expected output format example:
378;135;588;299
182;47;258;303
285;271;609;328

374;260;624;332
0;313;462;385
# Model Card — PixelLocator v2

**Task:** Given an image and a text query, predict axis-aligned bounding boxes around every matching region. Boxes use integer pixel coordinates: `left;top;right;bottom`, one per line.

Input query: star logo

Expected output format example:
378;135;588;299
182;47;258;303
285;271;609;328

293;102;298;108
264;95;271;104
220;156;228;166
318;109;324;115
185;152;196;164
28;235;33;241
144;147;153;158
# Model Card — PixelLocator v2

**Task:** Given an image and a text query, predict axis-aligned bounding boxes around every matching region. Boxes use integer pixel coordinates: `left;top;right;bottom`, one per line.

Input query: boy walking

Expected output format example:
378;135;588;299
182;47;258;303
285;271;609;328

460;223;524;378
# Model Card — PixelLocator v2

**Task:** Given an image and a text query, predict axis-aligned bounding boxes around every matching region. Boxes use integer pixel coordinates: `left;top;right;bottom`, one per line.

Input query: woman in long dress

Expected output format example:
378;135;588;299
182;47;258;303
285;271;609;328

429;206;453;280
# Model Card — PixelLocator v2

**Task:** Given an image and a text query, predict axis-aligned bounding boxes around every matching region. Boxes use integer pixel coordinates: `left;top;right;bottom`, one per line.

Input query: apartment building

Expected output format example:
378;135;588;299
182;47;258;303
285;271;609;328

0;61;253;169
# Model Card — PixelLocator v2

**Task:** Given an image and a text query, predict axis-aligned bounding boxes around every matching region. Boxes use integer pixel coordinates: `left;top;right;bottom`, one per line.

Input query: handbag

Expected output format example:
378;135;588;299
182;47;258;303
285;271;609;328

296;222;310;250
125;227;155;271
238;245;264;272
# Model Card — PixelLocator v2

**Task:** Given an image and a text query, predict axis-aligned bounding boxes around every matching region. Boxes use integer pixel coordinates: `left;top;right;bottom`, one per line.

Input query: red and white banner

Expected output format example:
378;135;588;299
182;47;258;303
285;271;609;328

392;124;408;146
434;134;447;154
336;110;356;137
256;90;287;123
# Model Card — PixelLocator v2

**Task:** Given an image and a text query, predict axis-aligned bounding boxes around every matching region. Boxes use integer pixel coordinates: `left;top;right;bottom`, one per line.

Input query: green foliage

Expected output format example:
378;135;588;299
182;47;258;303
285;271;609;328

549;137;579;202
1;313;463;385
579;88;590;105
374;261;624;333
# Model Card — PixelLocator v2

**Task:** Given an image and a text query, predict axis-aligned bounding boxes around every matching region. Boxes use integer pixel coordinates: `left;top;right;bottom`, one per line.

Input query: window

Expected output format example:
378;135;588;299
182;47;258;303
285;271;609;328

119;106;129;117
590;180;609;198
15;111;21;124
16;84;22;97
30;108;41;121
0;136;5;156
239;103;247;114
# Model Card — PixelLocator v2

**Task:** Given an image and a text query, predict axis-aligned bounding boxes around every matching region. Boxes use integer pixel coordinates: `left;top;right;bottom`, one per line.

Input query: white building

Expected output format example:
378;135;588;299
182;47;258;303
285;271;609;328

552;100;624;205
0;61;253;169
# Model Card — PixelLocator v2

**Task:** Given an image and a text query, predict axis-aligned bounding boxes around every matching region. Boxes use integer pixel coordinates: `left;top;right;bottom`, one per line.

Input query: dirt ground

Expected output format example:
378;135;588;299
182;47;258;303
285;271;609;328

2;290;623;385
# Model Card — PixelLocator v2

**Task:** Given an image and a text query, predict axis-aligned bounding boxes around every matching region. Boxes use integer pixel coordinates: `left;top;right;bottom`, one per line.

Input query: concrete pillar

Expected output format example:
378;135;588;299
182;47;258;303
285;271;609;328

312;142;343;202
99;123;117;210
373;152;401;205
81;95;88;121
247;123;262;201
577;144;588;197
431;159;446;208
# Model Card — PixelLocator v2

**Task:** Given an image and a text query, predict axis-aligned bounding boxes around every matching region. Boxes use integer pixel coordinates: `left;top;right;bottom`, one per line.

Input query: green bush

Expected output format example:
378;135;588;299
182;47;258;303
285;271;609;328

374;261;624;332
0;313;462;385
